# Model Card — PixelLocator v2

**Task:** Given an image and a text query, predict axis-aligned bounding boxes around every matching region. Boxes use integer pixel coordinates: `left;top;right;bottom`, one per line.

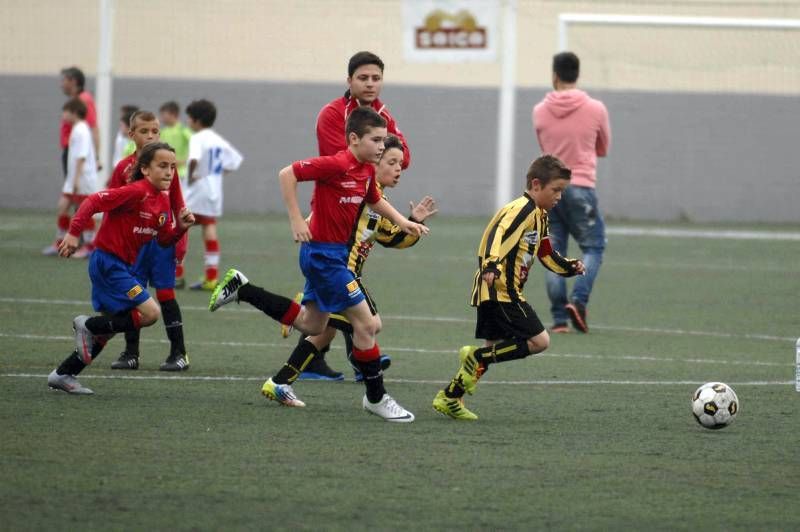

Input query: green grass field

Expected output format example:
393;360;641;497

2;210;799;530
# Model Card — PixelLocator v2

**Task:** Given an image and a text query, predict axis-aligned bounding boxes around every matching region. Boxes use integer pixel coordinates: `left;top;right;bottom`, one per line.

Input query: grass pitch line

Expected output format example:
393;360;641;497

606;226;800;241
1;331;793;368
0;297;795;343
1;373;793;386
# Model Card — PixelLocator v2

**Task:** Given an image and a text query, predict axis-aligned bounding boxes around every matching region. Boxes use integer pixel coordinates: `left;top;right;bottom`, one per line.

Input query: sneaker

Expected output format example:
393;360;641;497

432;390;478;420
47;369;94;395
565;301;589;333
42;243;59;256
362;394;414;423
73;315;94;364
111;351;139;370
261;377;305;407
190;278;218;291
352;354;392;383
174;277;186;289
160;353;190;371
208;269;249;311
551;323;570;334
71;245;93;259
298;357;345;381
280;292;304;338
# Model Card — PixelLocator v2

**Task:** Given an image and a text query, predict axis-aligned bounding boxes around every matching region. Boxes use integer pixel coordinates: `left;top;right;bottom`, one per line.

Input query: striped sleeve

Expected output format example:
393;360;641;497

374;216;420;249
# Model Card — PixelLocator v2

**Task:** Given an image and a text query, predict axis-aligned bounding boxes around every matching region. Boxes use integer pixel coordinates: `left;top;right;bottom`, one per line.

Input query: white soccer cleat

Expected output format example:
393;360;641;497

261;378;306;407
209;269;249;312
47;369;94;395
362;394;415;423
73;315;94;364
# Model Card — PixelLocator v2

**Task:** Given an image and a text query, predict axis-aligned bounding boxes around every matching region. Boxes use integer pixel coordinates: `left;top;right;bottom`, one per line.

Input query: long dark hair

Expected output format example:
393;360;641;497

131;142;175;182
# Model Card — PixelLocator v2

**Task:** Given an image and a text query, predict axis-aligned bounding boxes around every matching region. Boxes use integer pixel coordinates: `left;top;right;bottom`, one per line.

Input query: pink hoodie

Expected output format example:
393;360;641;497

533;89;611;188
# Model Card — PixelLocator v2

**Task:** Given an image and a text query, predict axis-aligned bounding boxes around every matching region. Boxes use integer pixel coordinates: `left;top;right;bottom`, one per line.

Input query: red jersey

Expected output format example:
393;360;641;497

68;179;188;264
108;152;185;219
60;91;97;148
292;149;381;244
316;94;411;169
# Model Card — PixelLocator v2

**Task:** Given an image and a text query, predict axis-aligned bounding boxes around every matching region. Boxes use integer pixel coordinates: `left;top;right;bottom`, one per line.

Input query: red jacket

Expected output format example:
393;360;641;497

69;179;188;264
316;93;411;169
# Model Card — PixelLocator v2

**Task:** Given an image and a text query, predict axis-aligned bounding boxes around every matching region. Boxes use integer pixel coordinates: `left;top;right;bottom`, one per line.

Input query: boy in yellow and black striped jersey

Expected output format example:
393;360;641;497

433;154;585;420
286;135;437;382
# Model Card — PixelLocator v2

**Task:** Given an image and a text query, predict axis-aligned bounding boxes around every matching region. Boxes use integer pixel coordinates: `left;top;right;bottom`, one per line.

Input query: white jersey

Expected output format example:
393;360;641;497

62;121;98;196
184;128;243;217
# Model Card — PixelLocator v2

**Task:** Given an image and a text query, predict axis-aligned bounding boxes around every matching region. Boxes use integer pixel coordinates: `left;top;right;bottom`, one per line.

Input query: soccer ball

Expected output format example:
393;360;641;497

691;382;739;429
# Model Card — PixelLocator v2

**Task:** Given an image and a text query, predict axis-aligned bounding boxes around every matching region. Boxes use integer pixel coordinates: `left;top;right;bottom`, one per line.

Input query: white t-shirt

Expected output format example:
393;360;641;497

62;121;98;195
184;128;243;217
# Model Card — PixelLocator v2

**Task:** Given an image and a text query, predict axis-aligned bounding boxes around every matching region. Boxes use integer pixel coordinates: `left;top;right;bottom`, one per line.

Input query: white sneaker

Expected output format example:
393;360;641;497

42;243;59;256
209;269;249;312
362;394;415;423
73;315;94;364
47;369;94;395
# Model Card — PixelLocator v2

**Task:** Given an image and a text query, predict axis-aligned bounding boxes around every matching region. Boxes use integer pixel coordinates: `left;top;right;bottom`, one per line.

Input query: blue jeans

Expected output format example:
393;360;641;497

544;185;606;325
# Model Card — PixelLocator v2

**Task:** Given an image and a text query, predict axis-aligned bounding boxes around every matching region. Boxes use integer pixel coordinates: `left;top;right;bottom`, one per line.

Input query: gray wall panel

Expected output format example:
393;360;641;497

1;75;797;222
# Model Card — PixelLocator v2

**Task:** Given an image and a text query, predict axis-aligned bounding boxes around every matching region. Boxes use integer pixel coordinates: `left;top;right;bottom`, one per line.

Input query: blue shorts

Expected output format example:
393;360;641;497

89;249;151;314
299;242;364;313
132;239;176;289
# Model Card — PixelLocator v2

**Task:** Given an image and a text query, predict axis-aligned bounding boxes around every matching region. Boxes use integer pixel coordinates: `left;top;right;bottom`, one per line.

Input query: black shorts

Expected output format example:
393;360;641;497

475;300;544;341
359;278;378;315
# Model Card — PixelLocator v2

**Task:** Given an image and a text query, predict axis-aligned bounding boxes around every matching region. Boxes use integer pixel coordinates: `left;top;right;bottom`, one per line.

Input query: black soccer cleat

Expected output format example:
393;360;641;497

111;351;139;370
160;353;190;372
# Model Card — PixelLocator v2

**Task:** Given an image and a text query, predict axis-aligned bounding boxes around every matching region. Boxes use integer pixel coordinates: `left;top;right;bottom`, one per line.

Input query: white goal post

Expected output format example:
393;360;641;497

557;13;800;52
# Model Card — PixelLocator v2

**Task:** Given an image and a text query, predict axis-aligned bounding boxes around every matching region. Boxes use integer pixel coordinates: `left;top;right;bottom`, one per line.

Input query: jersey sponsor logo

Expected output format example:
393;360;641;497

133;226;157;236
339;195;364;204
157;212;168;227
127;285;143;299
341;181;358;189
139;211;153;220
523;230;538;247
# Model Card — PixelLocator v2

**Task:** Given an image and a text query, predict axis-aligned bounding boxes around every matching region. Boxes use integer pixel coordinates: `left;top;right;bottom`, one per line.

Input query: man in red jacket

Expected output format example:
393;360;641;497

316;51;410;168
298;51;412;381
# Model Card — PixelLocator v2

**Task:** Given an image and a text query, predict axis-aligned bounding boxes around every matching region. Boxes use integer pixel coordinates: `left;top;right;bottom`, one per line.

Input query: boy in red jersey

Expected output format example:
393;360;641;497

210;108;427;422
47;143;194;395
106;111;191;372
305;50;411;379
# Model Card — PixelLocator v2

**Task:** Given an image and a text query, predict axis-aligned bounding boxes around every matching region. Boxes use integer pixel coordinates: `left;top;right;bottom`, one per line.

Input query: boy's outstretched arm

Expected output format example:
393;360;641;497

279;165;312;242
369;198;429;238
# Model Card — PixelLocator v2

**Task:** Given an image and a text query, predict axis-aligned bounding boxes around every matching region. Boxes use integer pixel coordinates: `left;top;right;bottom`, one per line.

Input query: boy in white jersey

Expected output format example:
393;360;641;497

43;98;99;258
183;99;243;290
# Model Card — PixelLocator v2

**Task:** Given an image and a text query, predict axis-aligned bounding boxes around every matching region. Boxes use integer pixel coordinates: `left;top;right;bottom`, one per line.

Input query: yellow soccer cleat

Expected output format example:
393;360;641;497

261;377;305;407
280;292;304;338
190;278;218;291
455;345;482;395
432;390;478;420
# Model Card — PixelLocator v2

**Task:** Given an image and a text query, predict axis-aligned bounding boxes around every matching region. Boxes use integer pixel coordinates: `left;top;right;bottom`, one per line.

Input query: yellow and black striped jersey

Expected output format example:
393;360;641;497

346;186;420;277
471;193;578;306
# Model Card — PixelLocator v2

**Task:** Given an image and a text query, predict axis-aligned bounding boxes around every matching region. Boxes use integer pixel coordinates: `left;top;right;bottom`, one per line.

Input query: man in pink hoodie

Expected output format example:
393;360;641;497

532;51;611;333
